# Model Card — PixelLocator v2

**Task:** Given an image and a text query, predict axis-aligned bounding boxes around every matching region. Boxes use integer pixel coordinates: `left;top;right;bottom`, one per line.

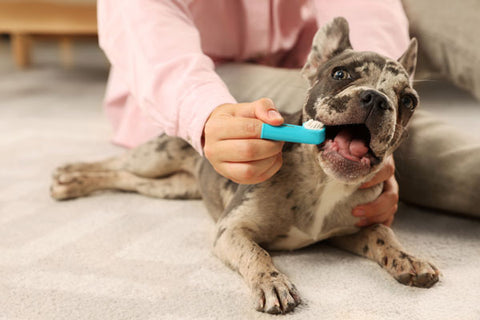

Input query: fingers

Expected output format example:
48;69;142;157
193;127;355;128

234;98;284;126
213;139;284;162
203;99;285;185
253;98;284;126
205;116;264;140
218;152;283;185
353;175;399;227
359;155;395;189
205;99;284;141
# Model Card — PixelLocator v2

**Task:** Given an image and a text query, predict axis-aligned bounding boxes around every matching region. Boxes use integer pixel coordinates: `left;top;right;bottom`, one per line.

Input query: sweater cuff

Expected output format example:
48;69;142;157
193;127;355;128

176;81;237;155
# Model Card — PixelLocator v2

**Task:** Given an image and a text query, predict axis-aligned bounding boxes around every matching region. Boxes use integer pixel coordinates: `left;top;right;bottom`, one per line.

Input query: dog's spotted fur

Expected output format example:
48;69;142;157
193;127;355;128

51;18;439;314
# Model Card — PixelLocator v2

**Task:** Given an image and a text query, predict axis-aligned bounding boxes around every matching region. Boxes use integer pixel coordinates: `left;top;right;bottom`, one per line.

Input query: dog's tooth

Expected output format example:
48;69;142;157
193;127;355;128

331;141;339;152
361;157;371;167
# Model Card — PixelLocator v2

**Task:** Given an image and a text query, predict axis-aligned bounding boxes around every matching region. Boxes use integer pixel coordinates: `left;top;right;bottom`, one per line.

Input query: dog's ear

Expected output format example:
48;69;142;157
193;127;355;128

301;17;352;84
398;38;418;77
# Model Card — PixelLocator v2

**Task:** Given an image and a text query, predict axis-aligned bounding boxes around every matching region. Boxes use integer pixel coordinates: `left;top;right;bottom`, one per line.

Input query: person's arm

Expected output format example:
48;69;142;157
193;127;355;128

97;0;235;154
98;0;285;184
312;0;410;226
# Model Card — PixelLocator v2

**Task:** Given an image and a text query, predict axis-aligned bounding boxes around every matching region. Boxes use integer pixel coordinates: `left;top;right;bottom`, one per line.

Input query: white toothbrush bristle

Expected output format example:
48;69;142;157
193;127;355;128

303;119;324;130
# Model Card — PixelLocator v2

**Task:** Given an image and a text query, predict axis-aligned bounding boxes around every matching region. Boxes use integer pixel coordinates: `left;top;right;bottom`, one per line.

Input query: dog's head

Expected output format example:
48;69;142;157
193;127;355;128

301;17;419;184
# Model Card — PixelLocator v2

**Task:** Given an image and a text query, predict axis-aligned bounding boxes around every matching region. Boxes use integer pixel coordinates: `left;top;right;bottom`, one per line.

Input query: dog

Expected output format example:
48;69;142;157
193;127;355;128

51;17;439;314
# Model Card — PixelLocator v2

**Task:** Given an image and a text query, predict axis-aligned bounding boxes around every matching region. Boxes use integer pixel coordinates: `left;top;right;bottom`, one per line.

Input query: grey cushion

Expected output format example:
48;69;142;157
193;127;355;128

402;0;480;101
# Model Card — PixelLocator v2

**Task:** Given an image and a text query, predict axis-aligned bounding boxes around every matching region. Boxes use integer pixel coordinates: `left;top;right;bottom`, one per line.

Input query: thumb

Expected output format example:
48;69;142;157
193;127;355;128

253;98;284;126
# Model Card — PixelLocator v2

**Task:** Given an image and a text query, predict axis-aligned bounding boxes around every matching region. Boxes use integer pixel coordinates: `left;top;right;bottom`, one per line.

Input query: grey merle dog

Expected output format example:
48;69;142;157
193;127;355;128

51;17;439;315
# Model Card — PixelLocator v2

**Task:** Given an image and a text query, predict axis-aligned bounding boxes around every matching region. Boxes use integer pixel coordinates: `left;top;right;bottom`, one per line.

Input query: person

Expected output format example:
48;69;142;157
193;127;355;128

96;0;479;226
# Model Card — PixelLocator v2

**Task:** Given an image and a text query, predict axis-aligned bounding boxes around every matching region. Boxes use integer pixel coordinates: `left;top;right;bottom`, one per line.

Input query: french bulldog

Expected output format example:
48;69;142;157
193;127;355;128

51;17;439;314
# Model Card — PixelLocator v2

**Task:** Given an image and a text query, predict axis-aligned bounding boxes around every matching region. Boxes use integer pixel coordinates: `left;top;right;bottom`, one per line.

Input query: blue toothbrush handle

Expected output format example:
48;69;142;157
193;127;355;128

260;123;325;145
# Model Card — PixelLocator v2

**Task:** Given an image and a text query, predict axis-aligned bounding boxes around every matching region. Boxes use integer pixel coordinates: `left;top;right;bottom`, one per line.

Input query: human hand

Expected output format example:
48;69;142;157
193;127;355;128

352;155;399;227
203;98;285;185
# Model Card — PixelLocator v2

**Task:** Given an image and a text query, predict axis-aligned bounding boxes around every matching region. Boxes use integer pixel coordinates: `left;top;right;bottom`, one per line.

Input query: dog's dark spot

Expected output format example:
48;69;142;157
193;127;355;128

155;140;169;152
327;95;350;113
223;184;254;215
286;190;294;199
180;142;191;150
385;66;400;76
259;272;265;278
214;227;226;247
223;179;238;193
282;141;298;153
270;271;279;278
241;227;255;235
399;251;408;259
382;256;388;266
291;206;298;213
392;259;398;268
361;66;370;76
376;238;385;246
363;245;369;254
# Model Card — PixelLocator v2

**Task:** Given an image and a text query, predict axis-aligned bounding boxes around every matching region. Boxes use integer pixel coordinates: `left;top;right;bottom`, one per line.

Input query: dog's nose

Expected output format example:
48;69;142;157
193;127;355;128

360;90;388;110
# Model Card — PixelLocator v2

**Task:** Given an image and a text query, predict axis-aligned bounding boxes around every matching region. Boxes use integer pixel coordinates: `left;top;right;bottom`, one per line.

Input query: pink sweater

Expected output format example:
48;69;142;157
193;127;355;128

98;0;410;154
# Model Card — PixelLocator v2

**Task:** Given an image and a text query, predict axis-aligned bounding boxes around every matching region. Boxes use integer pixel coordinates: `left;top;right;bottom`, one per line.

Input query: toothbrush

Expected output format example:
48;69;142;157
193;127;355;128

260;119;326;145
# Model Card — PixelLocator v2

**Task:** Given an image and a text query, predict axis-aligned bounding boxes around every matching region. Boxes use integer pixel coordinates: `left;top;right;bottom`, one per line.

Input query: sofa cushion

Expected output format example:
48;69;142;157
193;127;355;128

402;0;480;101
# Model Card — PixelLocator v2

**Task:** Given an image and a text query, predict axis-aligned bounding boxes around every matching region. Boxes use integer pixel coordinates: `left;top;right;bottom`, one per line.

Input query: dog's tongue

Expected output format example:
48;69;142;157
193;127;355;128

334;128;369;160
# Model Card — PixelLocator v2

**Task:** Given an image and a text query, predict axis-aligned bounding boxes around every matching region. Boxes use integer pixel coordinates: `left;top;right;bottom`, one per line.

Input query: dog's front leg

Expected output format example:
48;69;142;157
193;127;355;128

213;225;301;314
329;224;440;288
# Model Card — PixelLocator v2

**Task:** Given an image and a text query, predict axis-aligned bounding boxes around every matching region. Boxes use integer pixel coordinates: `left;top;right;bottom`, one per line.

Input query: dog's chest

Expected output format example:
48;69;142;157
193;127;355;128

267;181;358;250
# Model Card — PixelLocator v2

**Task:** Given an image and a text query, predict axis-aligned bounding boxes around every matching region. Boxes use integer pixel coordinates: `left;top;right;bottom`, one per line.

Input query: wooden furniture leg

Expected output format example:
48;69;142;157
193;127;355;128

11;33;31;68
59;36;73;68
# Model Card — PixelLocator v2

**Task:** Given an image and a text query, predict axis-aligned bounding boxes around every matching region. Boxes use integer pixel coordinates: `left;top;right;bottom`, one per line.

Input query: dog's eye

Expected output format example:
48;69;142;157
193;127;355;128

400;94;416;110
331;68;351;80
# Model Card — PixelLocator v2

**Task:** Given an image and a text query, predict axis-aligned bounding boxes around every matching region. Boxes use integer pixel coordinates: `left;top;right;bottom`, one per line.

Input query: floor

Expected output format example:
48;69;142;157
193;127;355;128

1;39;479;320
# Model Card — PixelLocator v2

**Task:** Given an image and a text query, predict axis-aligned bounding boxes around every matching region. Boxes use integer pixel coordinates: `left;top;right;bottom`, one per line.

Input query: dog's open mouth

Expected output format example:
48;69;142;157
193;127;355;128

318;124;380;168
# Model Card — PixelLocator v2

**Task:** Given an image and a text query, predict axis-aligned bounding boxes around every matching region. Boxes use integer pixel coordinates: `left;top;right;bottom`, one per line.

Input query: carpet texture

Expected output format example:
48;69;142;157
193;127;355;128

0;41;479;320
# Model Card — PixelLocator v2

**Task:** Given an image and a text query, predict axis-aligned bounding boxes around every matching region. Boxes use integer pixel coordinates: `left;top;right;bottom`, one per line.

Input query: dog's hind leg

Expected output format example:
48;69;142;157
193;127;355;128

54;135;199;179
328;224;440;288
51;170;200;200
52;135;201;200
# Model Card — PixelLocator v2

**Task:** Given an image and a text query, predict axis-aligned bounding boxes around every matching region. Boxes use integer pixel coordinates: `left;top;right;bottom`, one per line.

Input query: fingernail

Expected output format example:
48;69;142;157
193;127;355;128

268;109;281;119
353;208;365;217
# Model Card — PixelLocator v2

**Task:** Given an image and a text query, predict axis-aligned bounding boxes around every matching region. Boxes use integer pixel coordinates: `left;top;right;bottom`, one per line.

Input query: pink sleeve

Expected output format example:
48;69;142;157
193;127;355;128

97;0;236;154
312;0;410;60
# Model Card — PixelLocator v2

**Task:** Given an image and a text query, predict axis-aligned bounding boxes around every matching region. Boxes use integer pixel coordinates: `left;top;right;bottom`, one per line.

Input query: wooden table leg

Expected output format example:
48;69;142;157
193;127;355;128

59;36;73;69
11;33;31;68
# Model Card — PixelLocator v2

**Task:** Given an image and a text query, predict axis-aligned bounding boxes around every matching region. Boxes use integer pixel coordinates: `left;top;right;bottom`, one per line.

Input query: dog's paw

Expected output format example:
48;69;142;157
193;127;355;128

251;271;301;314
388;252;440;288
52;162;89;179
50;172;91;200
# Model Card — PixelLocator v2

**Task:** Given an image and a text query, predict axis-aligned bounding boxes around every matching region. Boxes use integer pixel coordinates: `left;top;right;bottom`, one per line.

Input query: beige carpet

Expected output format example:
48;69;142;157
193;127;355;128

1;40;480;320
